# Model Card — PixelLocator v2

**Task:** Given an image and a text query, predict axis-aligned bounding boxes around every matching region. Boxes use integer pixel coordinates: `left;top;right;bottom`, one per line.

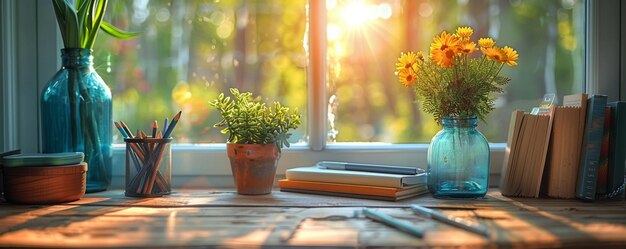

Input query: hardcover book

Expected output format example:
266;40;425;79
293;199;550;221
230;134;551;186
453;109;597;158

607;101;626;196
278;179;426;198
501;107;554;198
596;106;612;195
544;93;587;198
576;95;607;201
280;187;428;201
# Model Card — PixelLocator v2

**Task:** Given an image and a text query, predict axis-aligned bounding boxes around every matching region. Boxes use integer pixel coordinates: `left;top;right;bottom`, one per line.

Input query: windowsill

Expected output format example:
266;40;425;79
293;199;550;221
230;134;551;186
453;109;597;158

109;143;506;188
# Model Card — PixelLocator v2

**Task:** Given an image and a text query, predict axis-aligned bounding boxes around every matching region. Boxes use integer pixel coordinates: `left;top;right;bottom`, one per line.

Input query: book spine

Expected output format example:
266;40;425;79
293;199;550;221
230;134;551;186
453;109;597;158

596;106;612;194
576;95;607;201
607;102;626;195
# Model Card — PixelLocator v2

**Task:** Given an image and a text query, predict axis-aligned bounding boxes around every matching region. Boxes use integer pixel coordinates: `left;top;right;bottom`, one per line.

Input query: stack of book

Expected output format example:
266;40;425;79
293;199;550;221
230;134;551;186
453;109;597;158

501;93;626;201
279;163;428;201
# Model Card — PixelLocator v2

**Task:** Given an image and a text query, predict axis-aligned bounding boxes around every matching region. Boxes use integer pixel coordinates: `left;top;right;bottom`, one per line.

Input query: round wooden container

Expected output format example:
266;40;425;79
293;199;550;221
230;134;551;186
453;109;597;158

3;163;87;204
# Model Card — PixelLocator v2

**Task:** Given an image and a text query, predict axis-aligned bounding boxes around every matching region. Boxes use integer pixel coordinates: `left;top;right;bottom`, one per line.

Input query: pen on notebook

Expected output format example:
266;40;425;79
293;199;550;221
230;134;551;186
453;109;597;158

410;204;490;238
316;161;421;175
362;208;423;238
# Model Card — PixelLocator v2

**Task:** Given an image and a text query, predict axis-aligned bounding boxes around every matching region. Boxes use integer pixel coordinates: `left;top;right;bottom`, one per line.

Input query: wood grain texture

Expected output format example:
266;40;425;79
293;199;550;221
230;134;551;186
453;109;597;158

0;189;625;248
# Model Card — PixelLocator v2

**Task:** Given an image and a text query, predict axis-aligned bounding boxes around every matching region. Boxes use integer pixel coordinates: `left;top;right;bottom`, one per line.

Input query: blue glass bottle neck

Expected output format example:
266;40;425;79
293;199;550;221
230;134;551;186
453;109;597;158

61;48;94;68
441;116;478;129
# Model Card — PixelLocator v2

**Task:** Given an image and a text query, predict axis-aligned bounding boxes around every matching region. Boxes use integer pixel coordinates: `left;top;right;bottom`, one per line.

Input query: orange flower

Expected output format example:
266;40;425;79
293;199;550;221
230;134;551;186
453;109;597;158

398;68;417;87
431;48;457;68
455;26;473;39
459;41;478;55
395;52;418;71
501;46;519;66
478;37;495;48
430;31;460;54
482;46;505;63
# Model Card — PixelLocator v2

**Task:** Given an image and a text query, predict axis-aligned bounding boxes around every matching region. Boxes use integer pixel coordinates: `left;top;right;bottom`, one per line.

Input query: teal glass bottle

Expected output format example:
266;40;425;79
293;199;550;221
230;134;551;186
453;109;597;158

41;48;112;192
427;116;489;198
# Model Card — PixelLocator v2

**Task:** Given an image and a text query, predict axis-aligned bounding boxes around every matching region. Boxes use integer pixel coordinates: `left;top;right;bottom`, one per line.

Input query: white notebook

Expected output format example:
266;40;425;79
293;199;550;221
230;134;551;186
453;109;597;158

285;166;426;188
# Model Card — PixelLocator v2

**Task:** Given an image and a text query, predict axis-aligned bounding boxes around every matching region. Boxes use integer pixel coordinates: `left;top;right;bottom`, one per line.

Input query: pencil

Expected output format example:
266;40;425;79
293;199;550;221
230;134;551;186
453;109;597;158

114;122;129;138
163;111;182;138
120;121;134;138
410;204;490;238
162;118;169;137
362;208;423;238
152;120;158;138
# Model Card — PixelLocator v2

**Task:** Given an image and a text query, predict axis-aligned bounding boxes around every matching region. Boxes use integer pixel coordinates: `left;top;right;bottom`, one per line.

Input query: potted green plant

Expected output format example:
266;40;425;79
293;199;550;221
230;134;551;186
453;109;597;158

210;88;302;195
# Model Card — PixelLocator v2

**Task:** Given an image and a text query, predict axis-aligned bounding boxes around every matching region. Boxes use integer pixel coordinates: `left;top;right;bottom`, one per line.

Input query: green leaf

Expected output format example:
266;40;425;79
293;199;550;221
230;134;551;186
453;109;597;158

100;21;141;39
76;0;91;48
85;0;107;49
52;0;68;45
61;0;80;48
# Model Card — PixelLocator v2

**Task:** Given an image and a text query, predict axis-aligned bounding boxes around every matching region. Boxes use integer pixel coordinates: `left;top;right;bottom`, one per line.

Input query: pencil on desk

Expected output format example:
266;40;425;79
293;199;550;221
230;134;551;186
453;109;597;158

362;208;423;238
410;204;490;238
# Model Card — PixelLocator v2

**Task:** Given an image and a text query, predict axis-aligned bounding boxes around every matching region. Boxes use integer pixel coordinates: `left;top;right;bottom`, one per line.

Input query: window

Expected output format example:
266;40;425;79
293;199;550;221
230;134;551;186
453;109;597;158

325;0;585;143
0;0;622;185
95;0;308;144
96;0;585;146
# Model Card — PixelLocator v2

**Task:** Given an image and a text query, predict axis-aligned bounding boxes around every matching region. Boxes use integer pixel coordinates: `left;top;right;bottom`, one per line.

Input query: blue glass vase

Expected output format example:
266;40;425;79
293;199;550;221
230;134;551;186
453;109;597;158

427;116;489;198
41;48;112;192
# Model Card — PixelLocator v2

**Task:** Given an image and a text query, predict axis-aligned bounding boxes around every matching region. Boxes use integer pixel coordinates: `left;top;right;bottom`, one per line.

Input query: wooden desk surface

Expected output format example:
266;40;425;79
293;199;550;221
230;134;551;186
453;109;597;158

1;189;626;248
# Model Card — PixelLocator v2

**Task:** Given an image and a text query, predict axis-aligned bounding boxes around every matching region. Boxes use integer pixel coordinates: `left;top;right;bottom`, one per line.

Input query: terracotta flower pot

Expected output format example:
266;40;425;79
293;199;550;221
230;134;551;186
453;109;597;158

227;143;280;195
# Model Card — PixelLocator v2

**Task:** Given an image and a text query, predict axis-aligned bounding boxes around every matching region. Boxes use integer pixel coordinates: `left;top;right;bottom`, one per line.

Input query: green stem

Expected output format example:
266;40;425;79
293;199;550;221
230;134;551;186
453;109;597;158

68;69;78;151
78;70;108;185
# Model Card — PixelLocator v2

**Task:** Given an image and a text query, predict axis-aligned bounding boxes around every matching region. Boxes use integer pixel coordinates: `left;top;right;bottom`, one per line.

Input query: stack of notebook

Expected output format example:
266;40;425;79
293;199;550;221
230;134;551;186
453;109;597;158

279;163;428;201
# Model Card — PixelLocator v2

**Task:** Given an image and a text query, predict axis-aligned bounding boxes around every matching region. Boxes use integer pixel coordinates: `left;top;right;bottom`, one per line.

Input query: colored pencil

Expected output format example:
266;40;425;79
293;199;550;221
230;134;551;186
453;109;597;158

162;118;169;137
152;120;158;138
114;122;129;138
120;121;134;138
163;111;182;138
123;112;182;195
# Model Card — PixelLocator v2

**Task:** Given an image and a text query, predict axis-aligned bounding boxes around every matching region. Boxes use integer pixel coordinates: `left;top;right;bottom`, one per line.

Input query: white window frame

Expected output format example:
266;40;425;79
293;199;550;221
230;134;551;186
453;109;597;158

1;0;622;188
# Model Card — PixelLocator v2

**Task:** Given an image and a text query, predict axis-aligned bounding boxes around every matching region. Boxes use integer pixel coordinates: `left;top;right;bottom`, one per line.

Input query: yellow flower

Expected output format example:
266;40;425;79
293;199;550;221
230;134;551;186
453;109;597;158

416;51;424;61
430;31;460;54
431;47;457;68
395;52;418;72
398;68;417;87
455;26;473;39
478;37;496;48
482;46;505;63
459;41;478;55
501;46;519;66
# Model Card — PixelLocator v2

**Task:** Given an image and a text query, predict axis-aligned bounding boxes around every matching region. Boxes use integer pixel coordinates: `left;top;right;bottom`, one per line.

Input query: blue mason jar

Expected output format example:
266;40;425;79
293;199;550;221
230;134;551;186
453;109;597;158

427;116;489;198
41;48;112;192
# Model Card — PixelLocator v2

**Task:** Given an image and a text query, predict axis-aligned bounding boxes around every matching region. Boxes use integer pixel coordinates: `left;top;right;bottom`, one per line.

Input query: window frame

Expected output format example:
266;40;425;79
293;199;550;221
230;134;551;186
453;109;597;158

1;0;622;188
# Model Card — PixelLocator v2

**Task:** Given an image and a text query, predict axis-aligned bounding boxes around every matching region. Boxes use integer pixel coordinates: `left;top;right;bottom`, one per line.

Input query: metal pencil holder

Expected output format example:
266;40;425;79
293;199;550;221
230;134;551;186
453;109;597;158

124;138;172;197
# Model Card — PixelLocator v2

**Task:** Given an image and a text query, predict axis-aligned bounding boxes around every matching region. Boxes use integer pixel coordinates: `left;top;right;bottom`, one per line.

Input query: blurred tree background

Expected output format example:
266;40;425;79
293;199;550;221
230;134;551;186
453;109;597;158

94;0;584;144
